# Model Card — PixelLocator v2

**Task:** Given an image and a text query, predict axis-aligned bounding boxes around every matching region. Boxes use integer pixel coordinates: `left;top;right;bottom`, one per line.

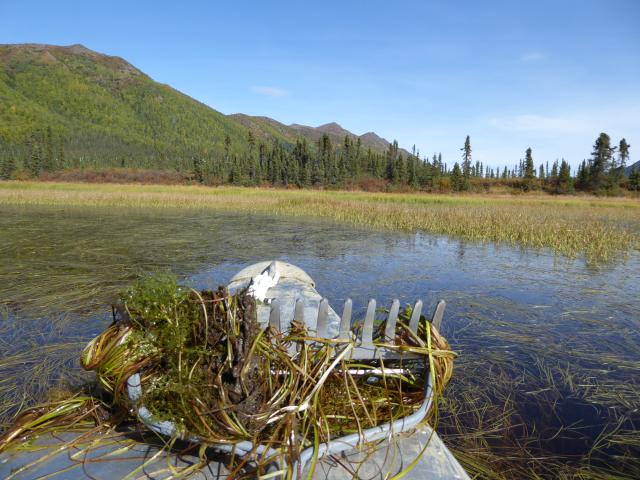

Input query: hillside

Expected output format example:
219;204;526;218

0;43;253;169
0;43;402;170
624;159;640;176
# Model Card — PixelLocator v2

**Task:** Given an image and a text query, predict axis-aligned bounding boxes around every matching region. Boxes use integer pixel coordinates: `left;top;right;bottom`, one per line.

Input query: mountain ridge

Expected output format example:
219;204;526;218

0;43;408;165
624;160;640;176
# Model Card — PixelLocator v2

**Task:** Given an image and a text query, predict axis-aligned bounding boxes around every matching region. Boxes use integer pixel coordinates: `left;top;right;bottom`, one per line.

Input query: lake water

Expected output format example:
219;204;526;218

1;204;639;477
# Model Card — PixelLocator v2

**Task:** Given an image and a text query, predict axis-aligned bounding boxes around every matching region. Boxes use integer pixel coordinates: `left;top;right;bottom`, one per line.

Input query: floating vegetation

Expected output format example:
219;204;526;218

437;293;640;479
1;182;638;262
0;276;455;478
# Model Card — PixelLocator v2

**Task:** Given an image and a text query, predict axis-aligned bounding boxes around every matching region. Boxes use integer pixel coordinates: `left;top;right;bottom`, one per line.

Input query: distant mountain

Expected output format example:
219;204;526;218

624;160;640;176
289;121;409;154
0;43;406;169
360;132;397;153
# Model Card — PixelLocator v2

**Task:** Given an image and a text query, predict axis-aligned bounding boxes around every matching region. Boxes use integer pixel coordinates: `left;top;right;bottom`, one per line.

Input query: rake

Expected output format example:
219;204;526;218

126;261;447;478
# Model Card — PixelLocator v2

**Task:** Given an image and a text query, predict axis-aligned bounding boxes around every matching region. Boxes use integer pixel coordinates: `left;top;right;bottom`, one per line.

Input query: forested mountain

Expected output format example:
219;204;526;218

0;43;402;171
0;44;636;193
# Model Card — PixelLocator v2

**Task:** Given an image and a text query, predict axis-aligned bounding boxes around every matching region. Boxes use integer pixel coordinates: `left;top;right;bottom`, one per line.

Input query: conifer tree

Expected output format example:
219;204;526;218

45;126;54;171
558;160;572;193
0;155;16;179
589;132;615;191
460;136;472;190
616;138;630;189
27;135;42;177
224;134;231;166
58;140;65;169
576;160;589;190
618;138;630;170
451;162;463;191
385;141;397;182
192;156;204;183
523;147;535;190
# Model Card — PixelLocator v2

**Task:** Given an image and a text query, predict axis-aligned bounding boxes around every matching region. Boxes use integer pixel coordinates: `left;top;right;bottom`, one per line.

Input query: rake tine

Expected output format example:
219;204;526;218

361;299;376;348
269;299;281;331
267;260;278;277
384;299;400;342
294;298;305;324
408;300;423;333
317;298;329;338
338;298;352;340
431;300;446;331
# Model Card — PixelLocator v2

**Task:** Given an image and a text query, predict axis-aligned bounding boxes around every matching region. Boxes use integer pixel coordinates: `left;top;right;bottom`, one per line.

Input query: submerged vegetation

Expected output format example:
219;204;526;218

0;275;454;478
1;181;638;262
440;292;640;479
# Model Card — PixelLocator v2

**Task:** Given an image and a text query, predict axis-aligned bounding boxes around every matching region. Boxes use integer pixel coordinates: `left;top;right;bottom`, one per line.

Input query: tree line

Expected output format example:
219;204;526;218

0;128;637;193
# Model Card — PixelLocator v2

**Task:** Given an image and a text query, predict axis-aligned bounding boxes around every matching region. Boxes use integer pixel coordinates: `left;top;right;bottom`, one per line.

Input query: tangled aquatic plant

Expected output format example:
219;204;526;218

1;275;456;478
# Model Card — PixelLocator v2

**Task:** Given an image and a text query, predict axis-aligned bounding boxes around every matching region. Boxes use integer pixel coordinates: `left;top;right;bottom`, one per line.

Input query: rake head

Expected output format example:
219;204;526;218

268;295;446;361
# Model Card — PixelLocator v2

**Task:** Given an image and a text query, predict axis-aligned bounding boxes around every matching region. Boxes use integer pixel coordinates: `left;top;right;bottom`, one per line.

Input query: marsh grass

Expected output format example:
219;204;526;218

1;196;639;478
1;181;638;262
437;293;640;479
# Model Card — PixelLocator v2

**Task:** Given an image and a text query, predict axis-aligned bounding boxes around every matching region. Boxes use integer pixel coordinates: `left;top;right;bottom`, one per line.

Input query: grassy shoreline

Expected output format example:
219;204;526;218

1;181;639;261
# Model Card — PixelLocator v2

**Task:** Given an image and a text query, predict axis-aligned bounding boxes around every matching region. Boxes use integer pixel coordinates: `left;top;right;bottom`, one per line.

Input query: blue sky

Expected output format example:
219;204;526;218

2;0;639;170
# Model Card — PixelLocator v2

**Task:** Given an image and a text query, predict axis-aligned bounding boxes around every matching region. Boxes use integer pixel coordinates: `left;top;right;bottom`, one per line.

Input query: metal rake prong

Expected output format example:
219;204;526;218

294;298;305;324
267;260;278;278
338;298;352;340
269;299;281;331
408;300;423;333
431;300;446;331
384;299;400;341
316;298;329;338
361;299;376;348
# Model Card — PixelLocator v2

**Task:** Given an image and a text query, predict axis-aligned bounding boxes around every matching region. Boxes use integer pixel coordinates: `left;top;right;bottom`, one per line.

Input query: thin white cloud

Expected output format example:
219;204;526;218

488;113;588;136
486;101;640;138
520;51;546;62
251;86;289;97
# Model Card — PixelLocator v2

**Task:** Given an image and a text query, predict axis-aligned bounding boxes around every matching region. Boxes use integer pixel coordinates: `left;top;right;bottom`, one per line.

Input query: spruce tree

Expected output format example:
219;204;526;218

58;140;65;169
385;142;397;182
28;136;42;177
576;160;589;190
451;162;463;191
192;156;204;183
589;133;615;191
224;134;231;167
523;148;535;190
615;138;631;189
0;156;16;180
558;160;572;193
618;138;630;170
460;136;472;190
45;126;54;171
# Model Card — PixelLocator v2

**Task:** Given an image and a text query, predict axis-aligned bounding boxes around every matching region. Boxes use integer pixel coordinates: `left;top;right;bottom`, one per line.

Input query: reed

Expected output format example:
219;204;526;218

1;181;638;262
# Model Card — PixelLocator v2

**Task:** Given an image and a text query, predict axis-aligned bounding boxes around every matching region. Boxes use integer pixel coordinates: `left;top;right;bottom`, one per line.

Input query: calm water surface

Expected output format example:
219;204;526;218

1;204;639;476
